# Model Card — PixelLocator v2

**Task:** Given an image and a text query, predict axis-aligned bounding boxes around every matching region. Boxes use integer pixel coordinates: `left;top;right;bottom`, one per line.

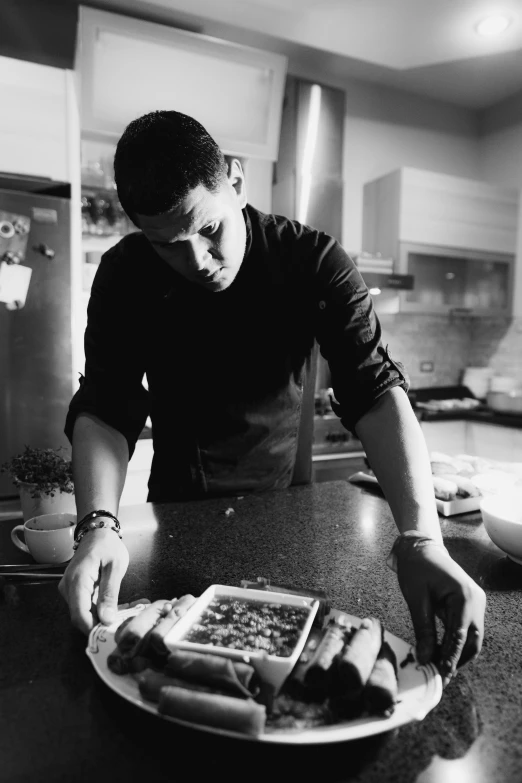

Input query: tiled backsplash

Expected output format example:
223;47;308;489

379;313;522;390
467;317;522;383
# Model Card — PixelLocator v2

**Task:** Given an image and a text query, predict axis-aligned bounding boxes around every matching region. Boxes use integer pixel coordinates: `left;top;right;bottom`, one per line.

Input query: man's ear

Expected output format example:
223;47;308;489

227;157;247;209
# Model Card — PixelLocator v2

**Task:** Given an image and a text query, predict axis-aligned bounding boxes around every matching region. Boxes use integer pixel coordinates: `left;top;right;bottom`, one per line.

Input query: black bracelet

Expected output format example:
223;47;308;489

74;509;120;541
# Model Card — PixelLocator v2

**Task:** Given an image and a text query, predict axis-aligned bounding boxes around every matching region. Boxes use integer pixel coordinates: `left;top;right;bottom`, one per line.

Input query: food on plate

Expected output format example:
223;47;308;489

165;649;259;697
363;641;398;717
149;594;197;655
289;626;325;687
158;686;267;737
338;617;383;693
304;617;350;699
181;597;311;657
432;476;460;501
108;596;195;674
108;596;400;736
116;599;173;657
136;669;238;701
430;460;462;477
436;474;480;498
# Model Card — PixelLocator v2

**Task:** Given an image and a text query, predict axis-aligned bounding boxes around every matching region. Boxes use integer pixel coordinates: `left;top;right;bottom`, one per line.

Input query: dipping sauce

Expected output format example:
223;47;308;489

182;598;311;657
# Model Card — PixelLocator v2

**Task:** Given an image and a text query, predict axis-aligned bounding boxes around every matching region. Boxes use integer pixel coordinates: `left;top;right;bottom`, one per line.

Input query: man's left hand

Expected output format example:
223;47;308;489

395;538;486;686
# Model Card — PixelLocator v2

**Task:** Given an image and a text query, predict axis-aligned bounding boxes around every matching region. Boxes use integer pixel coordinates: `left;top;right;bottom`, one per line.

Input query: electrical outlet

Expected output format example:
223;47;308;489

420;361;434;373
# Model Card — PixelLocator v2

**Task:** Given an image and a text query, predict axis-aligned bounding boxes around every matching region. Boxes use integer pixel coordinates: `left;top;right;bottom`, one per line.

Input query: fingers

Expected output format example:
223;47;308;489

406;589;437;665
59;572;98;635
440;588;485;685
118;597;151;610
97;559;127;625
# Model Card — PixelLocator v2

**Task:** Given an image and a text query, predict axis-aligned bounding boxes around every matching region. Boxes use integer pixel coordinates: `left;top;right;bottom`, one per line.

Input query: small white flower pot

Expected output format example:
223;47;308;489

19;483;76;522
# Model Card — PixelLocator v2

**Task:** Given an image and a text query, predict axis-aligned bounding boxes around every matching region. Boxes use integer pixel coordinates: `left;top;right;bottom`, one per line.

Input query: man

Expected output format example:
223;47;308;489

60;111;485;687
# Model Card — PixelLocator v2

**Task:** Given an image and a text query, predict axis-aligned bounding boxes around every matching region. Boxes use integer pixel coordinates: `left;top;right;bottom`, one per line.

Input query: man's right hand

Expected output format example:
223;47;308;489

59;527;129;635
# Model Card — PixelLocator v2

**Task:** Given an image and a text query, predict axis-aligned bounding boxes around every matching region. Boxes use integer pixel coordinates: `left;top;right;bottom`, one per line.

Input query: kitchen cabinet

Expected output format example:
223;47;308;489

397;242;514;315
362;168;518;316
78;7;287;160
0;56;71;181
363;167;519;257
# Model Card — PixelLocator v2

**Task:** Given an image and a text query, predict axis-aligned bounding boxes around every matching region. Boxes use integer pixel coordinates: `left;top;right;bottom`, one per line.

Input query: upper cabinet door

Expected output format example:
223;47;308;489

0;56;70;181
78;7;288;161
363;167;520;257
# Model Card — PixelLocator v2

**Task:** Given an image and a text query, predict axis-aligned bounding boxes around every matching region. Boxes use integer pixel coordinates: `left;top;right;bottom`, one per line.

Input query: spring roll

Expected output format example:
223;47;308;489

304;619;347;699
434;474;480;498
148;595;197;656
116;600;173;657
136;669;235;702
107;650;152;676
114;616;134;647
363;641;398;717
107;648;131;675
338;617;383;694
432;476;459;501
165;650;258;697
158;686;266;737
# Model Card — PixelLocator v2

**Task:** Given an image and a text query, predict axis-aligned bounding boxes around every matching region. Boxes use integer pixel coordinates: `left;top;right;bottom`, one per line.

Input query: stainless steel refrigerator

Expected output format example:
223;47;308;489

0;174;72;498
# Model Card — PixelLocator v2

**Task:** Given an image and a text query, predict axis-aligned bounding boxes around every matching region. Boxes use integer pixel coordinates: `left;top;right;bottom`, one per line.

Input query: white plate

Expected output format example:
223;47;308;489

348;471;481;518
86;605;442;745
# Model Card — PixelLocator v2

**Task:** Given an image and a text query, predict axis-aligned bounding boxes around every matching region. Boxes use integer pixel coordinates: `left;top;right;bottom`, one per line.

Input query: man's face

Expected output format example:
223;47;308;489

137;161;247;292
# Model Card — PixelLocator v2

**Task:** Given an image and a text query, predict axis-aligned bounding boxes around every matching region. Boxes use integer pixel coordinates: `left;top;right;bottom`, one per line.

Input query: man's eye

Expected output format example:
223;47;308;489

200;222;219;236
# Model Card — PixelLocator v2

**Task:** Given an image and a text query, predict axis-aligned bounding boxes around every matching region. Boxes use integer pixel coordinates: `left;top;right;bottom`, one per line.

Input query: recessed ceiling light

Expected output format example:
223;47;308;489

476;15;512;36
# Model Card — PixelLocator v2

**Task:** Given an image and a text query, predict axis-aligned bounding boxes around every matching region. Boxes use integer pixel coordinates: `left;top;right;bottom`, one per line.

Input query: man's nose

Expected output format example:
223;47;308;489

183;237;211;271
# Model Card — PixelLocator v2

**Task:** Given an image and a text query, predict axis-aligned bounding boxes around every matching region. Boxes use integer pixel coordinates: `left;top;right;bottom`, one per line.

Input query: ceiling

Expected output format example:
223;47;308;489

94;0;522;109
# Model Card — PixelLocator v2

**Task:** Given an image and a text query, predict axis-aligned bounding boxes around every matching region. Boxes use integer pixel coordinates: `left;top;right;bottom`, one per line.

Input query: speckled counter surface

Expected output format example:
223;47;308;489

1;481;521;783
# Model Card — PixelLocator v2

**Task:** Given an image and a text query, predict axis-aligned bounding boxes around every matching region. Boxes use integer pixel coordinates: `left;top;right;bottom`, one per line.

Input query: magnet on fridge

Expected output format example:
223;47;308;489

0;261;32;309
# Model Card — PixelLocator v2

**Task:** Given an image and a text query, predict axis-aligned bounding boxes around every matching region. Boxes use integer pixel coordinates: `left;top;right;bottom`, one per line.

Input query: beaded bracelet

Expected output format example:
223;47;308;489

73;518;123;551
74;509;120;542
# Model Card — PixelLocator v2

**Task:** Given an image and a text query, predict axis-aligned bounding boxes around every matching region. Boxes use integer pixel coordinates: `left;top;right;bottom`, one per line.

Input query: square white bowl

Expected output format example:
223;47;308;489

163;584;319;693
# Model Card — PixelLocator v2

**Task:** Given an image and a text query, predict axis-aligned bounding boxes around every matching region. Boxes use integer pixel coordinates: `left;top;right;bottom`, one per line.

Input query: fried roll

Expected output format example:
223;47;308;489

148;594;197;656
165;650;258;697
158;686;266;737
363;641;398;717
304;619;347;698
114;616;134;647
116;599;172;657
434;474;480;498
338;617;383;694
135;669;237;703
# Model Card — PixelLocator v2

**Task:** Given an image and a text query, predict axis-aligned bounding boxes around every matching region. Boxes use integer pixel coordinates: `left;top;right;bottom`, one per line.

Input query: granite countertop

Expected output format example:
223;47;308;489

1;481;521;782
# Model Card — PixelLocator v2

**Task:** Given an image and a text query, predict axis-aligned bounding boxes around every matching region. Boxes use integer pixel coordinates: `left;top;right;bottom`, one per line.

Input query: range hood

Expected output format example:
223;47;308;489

359;271;414;291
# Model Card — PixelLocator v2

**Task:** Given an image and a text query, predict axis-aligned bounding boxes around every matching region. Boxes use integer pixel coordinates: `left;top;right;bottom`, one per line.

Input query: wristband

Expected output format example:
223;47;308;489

72;519;122;551
386;530;448;574
74;509;120;541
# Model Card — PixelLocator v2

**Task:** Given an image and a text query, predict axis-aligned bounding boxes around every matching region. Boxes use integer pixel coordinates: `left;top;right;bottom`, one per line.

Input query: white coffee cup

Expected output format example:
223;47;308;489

11;512;77;564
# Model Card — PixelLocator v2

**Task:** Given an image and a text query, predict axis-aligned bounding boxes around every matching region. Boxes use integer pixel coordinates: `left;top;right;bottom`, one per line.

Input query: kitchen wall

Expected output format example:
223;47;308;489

378;313;473;390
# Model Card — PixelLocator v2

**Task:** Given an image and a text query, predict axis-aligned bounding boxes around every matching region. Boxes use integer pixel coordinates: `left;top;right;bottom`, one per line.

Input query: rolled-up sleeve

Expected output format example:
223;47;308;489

314;238;409;433
65;243;149;459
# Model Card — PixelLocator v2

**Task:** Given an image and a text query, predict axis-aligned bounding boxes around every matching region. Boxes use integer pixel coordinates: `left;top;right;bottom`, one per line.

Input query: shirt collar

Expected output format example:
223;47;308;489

243;204;253;259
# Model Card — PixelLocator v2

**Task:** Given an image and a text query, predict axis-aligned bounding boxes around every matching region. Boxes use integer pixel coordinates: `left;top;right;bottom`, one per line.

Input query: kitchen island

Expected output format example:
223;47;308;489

1;480;521;783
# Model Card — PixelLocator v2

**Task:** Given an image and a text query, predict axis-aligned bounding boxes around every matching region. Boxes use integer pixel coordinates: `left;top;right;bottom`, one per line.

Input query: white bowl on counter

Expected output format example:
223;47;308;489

487;390;522;415
480;494;522;565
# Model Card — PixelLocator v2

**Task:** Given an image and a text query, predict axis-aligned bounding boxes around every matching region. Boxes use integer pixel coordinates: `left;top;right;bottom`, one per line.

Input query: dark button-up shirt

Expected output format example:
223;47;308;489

65;204;408;501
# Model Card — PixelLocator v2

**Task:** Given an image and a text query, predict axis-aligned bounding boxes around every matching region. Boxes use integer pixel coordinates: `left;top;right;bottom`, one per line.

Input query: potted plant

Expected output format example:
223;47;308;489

1;446;75;521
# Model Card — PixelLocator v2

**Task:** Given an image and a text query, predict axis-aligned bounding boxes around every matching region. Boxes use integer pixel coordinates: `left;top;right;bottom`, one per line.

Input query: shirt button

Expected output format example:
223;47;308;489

319;300;326;310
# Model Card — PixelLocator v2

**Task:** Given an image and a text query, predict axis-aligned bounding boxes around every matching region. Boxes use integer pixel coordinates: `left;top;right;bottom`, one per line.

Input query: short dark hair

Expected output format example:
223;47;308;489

114;110;228;226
